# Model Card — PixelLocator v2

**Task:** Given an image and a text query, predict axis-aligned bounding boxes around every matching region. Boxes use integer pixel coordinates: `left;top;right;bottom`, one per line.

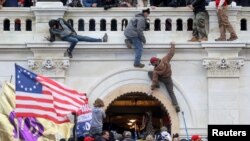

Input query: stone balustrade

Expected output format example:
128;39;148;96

0;2;249;43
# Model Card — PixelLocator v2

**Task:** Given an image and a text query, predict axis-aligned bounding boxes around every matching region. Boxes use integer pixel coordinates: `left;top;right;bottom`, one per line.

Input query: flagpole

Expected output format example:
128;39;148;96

73;112;77;141
10;75;13;83
15;112;21;141
134;122;137;141
181;111;189;140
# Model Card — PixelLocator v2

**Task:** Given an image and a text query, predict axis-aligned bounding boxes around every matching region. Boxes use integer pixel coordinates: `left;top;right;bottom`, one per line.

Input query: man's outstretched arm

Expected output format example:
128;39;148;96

162;41;175;63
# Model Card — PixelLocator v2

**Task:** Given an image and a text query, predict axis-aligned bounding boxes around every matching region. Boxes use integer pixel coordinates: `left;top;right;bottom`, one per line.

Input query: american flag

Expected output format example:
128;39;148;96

15;64;87;123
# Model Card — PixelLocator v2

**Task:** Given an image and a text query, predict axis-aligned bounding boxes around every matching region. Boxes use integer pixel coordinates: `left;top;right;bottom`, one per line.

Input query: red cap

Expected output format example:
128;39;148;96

191;135;201;140
84;137;94;141
150;57;158;64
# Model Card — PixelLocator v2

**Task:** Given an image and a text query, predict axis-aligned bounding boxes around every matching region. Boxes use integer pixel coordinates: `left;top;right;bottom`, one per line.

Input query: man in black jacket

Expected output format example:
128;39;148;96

187;0;208;42
47;18;108;58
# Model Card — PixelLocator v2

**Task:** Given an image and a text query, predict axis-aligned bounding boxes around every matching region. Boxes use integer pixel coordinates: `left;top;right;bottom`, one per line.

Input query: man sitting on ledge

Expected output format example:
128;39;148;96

47;18;108;58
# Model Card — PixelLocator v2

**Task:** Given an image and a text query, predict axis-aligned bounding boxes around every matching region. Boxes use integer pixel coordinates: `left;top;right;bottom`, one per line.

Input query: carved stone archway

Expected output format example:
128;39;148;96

102;84;180;134
88;69;194;134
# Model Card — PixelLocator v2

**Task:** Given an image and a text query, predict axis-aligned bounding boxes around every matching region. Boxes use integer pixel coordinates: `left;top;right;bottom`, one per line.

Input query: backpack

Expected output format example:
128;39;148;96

226;0;233;5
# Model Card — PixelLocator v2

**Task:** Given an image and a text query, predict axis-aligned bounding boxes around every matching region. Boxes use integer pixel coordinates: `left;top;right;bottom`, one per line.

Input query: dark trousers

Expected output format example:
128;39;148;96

148;71;179;106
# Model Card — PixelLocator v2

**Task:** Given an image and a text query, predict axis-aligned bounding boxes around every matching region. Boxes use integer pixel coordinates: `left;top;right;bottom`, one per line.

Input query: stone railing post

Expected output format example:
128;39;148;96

26;42;70;81
31;2;67;37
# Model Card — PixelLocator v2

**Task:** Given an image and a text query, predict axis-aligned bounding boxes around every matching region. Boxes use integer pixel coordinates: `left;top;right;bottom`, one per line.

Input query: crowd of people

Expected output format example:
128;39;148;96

45;0;237;113
0;1;244;140
61;98;204;141
1;0;250;8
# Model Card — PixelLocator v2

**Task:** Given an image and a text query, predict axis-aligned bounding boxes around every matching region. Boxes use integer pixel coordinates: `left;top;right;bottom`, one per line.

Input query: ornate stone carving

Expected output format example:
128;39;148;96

42;58;55;69
28;60;39;69
61;60;70;70
203;58;244;77
27;58;70;77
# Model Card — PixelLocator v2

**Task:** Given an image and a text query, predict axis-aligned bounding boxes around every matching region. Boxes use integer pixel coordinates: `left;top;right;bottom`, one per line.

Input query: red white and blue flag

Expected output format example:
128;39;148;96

15;64;88;123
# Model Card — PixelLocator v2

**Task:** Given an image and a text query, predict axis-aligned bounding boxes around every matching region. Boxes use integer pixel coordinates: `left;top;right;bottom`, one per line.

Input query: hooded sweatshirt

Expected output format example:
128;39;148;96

49;18;76;39
124;13;146;43
91;107;106;128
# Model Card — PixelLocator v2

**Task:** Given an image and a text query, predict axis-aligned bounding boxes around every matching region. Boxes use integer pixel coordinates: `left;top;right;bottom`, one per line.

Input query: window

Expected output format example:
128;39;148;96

121;19;128;31
176;19;183;31
240;19;247;31
145;19;150;31
4;19;10;31
26;19;32;31
165;19;172;31
15;19;21;31
111;19;117;31
100;19;106;31
78;19;84;31
187;18;193;31
89;19;95;31
154;19;161;31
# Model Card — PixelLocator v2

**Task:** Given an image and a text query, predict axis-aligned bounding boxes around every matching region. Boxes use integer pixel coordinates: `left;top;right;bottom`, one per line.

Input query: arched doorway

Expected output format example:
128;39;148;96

104;92;172;137
88;69;194;136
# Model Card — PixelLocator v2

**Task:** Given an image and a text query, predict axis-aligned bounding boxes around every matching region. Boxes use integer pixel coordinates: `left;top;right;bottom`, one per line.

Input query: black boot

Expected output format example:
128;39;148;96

67;49;73;58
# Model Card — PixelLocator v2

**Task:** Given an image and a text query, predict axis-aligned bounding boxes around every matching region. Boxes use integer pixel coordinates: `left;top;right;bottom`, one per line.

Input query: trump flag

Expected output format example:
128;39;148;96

15;64;87;123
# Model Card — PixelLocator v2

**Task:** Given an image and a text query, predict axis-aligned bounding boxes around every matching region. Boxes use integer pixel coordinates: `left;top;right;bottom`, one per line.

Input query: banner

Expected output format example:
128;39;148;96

0;82;74;141
76;103;92;137
15;64;87;123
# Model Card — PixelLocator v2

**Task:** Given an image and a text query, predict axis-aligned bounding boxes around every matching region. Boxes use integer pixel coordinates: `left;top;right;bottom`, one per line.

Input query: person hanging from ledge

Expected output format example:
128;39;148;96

124;8;150;68
46;18;108;58
187;0;208;42
215;0;238;41
148;41;180;113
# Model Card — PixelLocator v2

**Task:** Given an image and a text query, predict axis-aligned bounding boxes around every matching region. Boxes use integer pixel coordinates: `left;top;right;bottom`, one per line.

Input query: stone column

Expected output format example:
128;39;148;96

26;42;70;81
31;1;66;40
202;42;245;124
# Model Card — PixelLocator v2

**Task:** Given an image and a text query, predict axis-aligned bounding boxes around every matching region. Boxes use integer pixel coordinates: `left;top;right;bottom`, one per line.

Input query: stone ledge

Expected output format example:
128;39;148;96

201;42;246;48
1;42;248;49
26;42;201;49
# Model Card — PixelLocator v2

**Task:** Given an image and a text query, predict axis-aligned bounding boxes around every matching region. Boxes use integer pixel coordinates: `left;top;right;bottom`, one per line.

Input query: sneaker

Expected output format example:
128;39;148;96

134;63;145;68
174;105;180;113
125;39;132;49
227;36;238;41
188;37;199;42
67;49;73;58
199;37;208;42
215;37;226;41
103;33;108;42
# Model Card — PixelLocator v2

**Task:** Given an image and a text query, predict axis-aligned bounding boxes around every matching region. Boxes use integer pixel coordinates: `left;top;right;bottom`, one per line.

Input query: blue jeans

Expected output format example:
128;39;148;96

126;36;143;65
62;35;102;51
